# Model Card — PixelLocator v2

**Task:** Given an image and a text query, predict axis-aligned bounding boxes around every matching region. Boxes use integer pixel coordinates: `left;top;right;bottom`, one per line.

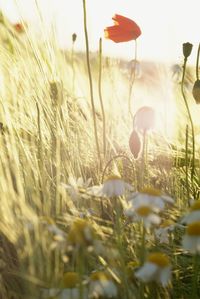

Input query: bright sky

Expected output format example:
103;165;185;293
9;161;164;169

0;0;199;64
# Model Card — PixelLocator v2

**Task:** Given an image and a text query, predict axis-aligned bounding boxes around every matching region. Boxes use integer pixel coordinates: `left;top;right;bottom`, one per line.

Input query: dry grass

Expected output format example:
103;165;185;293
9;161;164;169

0;8;200;299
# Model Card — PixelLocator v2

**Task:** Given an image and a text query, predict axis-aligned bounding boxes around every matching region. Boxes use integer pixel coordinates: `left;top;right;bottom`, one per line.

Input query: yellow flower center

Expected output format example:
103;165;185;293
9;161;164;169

104;175;121;182
147;252;170;267
139;187;162;197
136;206;152;216
68;219;95;245
126;261;139;269
186;221;200;236
90;271;111;281
62;272;79;288
160;219;174;228
190;201;200;211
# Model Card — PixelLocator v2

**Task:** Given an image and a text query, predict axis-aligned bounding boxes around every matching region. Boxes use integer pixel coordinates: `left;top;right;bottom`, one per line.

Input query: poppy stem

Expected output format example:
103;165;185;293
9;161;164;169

82;0;102;170
98;38;106;159
141;130;147;188
185;124;190;206
181;57;195;191
128;40;137;118
101;154;134;184
71;38;76;95
196;43;200;80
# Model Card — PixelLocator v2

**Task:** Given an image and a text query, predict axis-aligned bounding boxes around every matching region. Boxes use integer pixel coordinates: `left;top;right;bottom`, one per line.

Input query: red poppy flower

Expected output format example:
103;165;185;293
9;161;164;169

104;14;141;43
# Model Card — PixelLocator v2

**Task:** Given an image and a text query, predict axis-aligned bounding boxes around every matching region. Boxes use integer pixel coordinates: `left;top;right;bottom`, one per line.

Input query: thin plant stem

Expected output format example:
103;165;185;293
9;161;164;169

82;0;102;170
181;57;195;184
113;196;130;299
98;38;106;158
185;124;190;205
71;40;76;95
128;40;137;118
139;224;146;299
196;43;200;80
101;154;134;183
150;282;159;299
140;223;146;265
141;130;147;188
36;102;44;214
192;253;199;299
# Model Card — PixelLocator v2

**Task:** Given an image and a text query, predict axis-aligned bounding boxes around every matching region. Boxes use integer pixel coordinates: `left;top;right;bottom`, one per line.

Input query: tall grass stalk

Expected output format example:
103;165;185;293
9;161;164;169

36;102;45;214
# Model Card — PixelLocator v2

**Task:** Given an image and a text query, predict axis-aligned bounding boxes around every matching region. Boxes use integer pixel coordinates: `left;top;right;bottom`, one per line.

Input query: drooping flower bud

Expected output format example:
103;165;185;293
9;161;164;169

129;130;141;159
182;42;193;59
192;79;200;104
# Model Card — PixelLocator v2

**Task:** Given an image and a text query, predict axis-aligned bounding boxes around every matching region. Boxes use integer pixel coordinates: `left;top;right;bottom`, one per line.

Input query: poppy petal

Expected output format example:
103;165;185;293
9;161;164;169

112;14;141;36
104;14;141;43
104;26;138;42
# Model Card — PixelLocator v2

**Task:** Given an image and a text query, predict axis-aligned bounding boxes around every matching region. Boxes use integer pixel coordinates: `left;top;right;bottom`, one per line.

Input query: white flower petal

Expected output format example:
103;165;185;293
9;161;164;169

181;211;200;224
89;280;117;298
143;214;161;228
135;263;158;282
182;235;199;252
155;228;169;244
60;288;87;299
68;176;77;187
161;195;174;204
87;185;103;196
159;267;171;287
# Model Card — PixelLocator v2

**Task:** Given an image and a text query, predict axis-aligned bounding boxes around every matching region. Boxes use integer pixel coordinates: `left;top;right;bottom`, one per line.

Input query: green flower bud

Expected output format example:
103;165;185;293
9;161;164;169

183;42;193;59
192;79;200;104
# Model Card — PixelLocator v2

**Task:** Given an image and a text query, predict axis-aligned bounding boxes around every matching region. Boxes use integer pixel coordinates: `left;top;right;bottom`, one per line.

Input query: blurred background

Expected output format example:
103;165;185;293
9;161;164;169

0;0;200;63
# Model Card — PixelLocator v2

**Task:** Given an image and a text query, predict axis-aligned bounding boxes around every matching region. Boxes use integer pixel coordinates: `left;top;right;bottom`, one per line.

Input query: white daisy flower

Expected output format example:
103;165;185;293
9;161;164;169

41;272;88;299
60;272;87;299
62;176;92;202
182;221;200;253
135;252;171;287
181;201;200;224
40;288;60;298
155;220;175;244
89;271;117;298
40;216;66;237
128;187;174;211
124;204;161;228
67;219;96;247
88;175;133;198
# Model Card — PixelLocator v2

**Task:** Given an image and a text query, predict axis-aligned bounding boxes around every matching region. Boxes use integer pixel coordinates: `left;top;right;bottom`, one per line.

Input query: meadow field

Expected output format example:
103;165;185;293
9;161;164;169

0;4;200;299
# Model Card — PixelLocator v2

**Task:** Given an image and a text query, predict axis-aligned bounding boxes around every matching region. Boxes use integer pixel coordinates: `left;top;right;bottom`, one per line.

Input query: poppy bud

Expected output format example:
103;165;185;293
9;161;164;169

72;33;77;43
182;42;193;59
129;130;141;159
192;79;200;104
